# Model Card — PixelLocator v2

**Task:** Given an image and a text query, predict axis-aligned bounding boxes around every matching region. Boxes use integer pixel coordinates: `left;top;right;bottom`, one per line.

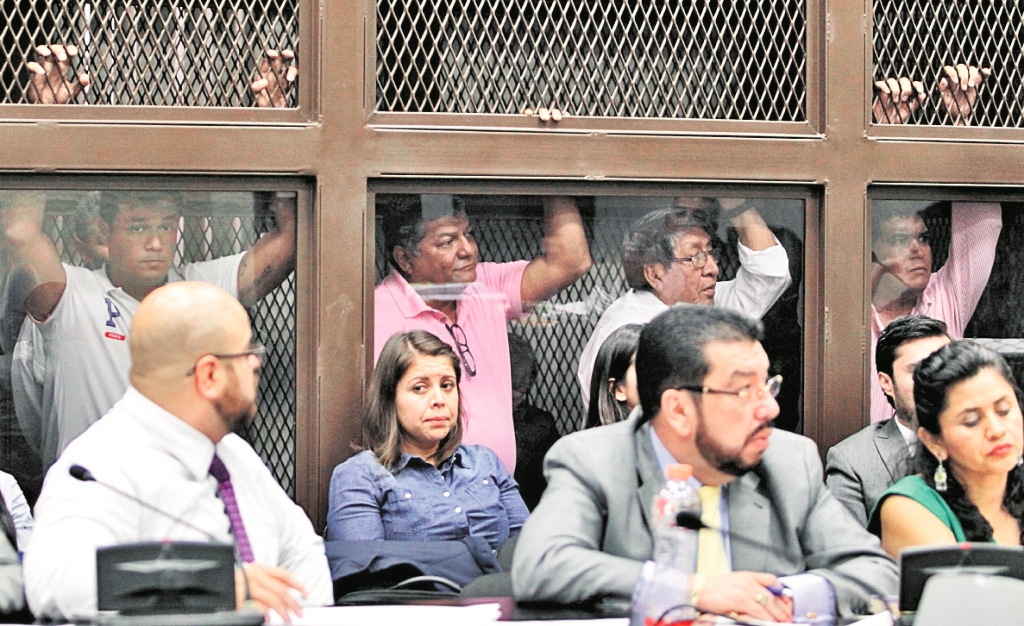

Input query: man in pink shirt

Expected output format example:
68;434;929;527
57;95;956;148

374;195;591;473
869;63;1001;423
868;201;1001;423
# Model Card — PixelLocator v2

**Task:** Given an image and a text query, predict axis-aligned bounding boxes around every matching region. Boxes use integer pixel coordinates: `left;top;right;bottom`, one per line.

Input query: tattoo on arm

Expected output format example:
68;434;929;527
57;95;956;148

253;265;275;295
238;255;255;304
239;263;276;306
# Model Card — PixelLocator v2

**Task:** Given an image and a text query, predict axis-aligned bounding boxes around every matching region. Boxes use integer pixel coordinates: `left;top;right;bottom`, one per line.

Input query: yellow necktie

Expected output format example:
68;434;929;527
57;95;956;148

696;485;729;575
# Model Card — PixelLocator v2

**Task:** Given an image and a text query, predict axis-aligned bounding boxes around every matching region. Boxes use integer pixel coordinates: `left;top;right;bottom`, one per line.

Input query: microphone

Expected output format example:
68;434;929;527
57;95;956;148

68;465;254;617
676;510;800;566
69;465;94;482
68;464;227;547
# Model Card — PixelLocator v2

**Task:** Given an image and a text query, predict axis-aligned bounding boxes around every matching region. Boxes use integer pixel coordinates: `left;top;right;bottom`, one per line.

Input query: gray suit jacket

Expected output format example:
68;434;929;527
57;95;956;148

825;418;912;527
511;413;897;617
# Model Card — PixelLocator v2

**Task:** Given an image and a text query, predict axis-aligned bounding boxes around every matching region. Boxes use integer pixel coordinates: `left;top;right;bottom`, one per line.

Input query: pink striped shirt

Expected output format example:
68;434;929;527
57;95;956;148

869;202;1002;423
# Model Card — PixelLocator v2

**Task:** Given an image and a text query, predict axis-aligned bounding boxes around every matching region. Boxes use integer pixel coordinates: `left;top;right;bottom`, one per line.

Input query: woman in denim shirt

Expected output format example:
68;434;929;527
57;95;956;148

327;330;528;551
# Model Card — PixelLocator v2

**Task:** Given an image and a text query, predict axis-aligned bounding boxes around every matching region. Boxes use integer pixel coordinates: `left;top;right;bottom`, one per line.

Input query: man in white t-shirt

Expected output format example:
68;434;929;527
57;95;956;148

0;190;296;470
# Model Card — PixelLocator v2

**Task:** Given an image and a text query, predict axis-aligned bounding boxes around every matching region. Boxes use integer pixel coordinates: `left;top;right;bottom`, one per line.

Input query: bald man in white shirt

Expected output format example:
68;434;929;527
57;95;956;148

24;282;331;622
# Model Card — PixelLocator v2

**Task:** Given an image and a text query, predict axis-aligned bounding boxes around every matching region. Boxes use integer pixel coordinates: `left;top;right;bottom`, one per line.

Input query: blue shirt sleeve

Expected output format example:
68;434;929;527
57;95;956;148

492;451;529;536
326;452;387;541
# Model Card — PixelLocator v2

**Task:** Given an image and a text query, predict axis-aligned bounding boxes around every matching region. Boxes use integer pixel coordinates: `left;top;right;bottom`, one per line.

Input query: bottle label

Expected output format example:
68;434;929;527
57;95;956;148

630;562;695;626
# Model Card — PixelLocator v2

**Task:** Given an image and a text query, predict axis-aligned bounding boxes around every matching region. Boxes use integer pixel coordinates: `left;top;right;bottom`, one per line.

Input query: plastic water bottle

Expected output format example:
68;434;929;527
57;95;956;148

629;463;701;626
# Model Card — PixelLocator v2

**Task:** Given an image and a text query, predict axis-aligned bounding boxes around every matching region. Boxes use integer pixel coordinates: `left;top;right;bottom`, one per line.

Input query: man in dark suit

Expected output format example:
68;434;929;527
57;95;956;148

513;306;896;621
826;315;951;526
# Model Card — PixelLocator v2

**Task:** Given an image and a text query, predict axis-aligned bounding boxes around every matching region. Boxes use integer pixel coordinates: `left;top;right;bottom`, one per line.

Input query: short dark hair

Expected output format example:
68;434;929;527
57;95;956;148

870;201;941;248
98;191;183;226
586;323;644;429
622;208;714;291
379;194;467;278
361;330;465;469
875;315;950;406
635;306;763;424
912;340;1024;543
74;192;102;241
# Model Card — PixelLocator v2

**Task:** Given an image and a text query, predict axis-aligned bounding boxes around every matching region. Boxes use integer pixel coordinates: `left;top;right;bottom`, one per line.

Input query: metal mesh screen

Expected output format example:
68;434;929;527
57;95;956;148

0;191;296;504
872;200;1024;390
374;195;805;436
873;2;1023;127
0;1;298;106
376;1;807;120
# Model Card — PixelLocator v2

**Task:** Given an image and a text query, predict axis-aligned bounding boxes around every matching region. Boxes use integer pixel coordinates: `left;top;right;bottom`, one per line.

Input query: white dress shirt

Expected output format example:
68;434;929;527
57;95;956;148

894;418;917;449
24;386;332;620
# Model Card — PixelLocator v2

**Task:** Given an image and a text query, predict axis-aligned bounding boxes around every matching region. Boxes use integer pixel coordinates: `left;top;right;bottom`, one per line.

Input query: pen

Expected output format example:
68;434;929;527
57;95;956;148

766;584;794;598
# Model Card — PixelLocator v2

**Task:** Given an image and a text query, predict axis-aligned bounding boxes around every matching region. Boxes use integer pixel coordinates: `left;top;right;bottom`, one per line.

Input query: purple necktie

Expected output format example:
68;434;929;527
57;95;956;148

209;454;254;563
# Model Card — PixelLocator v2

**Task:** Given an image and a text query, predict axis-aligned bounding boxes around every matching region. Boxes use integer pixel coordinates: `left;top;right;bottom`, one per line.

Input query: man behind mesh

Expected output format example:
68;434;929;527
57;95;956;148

0;189;296;472
374;194;591;474
576;197;791;417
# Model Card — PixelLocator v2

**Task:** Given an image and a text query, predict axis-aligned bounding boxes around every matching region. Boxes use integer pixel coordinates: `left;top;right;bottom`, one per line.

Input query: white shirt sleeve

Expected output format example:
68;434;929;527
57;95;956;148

714;238;792;319
24;466;138;620
222;438;333;607
182;253;246;299
0;471;33;551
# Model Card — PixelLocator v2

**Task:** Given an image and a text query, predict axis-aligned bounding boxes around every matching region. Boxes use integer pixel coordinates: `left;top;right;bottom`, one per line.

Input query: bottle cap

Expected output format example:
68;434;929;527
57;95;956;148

665;464;693;481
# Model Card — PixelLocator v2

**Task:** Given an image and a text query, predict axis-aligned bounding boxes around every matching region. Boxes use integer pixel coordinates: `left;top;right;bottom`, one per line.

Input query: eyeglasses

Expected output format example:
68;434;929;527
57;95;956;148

676;374;783;404
673;248;722;269
444;323;477;377
186;342;266;377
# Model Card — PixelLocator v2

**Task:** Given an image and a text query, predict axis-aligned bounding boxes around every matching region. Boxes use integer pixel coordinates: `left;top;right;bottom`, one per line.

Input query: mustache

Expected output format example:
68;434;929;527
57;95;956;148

749;420;776;439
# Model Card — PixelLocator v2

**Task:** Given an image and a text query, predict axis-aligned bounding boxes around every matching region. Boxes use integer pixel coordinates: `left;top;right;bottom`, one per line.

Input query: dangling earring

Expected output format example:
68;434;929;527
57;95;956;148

934;458;948;493
1017;455;1023;467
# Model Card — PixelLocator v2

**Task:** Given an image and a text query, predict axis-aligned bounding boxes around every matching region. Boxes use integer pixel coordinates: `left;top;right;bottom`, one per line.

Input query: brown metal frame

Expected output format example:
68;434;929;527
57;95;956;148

1;0;1024;528
0;0;318;125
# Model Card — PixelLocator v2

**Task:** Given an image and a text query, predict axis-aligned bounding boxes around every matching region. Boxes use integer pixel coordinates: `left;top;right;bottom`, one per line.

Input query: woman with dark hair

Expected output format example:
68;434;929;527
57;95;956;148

327;330;528;550
869;340;1024;556
585;324;643;429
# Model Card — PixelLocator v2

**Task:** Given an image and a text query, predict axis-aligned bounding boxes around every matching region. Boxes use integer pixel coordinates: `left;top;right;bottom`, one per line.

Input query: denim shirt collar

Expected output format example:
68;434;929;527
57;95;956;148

394;448;471;473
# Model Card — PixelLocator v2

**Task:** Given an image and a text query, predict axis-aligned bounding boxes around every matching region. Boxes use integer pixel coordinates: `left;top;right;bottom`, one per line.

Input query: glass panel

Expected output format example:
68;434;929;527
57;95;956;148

373;193;805;508
867;198;1008;425
0;1;298;107
0;188;298;505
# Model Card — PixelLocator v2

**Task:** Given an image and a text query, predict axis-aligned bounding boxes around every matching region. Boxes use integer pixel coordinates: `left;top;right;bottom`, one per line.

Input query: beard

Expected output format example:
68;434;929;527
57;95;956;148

694;408;773;477
890;384;916;429
215;368;259;432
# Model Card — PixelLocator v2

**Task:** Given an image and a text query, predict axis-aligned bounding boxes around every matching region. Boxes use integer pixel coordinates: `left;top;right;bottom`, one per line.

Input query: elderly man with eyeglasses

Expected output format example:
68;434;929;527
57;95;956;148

577;198;791;417
374;194;591;474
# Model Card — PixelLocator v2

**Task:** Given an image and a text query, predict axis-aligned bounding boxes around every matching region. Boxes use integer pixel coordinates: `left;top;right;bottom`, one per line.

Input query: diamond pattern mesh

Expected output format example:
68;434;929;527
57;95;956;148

375;195;805;436
874;201;1024;389
376;1;807;120
873;2;1022;126
0;191;296;503
0;1;298;106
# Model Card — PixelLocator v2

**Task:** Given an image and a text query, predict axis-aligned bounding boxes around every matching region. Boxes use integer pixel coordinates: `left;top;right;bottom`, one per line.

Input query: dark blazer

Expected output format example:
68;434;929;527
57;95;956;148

825;418;912;527
511;412;898;618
